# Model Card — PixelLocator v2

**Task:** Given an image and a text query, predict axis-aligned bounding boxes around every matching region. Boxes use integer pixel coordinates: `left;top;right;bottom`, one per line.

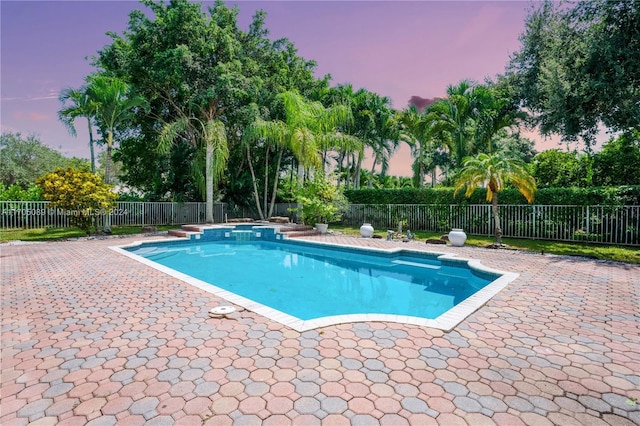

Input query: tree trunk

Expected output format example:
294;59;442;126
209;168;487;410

263;145;269;217
246;145;265;220
354;152;363;189
368;156;377;189
87;120;95;174
103;131;113;233
267;148;284;219
492;192;502;245
205;143;214;224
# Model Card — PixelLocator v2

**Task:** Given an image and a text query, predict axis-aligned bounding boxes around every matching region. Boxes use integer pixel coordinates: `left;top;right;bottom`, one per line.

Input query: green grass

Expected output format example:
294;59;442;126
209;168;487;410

3;224;638;264
0;225;175;242
330;225;640;265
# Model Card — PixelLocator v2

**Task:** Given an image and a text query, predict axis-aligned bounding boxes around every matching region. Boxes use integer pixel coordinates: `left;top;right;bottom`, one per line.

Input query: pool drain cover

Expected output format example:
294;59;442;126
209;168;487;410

209;306;236;317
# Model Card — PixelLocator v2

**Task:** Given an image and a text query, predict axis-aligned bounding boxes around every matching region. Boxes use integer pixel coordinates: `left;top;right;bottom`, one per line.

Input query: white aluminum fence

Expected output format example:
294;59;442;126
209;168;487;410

341;204;640;246
2;201;638;246
0;201;218;229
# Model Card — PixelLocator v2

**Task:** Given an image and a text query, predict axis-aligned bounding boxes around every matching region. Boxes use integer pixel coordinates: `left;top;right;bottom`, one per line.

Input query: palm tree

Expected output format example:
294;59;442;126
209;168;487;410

243;91;359;219
361;95;400;188
400;105;430;187
159;113;229;224
472;84;526;154
87;75;147;231
424;80;477;168
58;86;97;173
454;152;537;245
242;118;289;220
87;75;147;186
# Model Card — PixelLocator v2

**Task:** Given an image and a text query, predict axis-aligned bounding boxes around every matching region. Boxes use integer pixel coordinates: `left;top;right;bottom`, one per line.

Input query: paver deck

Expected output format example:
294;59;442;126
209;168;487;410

1;234;639;425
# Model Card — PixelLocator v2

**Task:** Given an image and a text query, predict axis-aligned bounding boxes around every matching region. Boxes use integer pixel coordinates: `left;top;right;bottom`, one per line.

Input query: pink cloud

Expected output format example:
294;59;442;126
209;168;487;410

13;111;50;121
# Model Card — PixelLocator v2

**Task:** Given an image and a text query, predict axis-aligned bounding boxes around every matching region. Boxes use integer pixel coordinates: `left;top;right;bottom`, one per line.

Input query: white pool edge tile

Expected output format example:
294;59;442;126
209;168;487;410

110;240;518;332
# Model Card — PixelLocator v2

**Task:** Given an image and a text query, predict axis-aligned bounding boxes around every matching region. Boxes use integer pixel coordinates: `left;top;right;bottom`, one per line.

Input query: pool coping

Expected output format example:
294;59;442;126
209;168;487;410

110;237;519;332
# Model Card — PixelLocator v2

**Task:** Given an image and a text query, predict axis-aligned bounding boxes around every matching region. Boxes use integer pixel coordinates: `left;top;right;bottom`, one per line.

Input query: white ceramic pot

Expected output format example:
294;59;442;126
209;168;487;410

448;228;467;247
360;223;374;238
316;223;329;234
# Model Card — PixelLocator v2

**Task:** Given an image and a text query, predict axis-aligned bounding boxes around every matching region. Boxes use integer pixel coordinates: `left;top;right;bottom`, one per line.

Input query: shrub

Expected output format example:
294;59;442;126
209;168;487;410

345;186;640;206
291;176;348;225
0;183;43;201
36;168;117;235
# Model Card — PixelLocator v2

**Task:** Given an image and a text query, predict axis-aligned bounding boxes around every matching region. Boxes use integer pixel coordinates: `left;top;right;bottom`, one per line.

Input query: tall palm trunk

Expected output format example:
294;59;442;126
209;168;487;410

263;145;270;216
354;152;363;189
368;153;380;189
104;130;114;233
490;186;502;245
267;148;284;219
87;121;96;174
205;143;214;223
246;145;265;220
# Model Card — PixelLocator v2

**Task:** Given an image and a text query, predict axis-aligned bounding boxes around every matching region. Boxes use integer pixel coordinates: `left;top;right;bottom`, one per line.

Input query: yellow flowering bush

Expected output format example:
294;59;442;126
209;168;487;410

36;168;117;235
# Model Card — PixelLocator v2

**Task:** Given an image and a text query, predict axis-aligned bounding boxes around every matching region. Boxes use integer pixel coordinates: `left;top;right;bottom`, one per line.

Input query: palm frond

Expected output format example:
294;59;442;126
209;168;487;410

158;117;190;154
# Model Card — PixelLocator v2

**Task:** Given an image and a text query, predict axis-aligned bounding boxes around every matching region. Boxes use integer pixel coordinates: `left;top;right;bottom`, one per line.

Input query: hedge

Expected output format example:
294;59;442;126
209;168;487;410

344;186;640;206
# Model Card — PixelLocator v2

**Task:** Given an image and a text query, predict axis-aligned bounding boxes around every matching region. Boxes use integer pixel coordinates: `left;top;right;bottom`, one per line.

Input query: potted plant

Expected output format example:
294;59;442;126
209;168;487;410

290;176;348;233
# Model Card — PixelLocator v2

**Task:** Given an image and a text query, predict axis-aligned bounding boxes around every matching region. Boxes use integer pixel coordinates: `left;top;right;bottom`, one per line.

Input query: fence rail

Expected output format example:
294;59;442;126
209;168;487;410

342;204;640;246
0;201;215;229
2;201;638;246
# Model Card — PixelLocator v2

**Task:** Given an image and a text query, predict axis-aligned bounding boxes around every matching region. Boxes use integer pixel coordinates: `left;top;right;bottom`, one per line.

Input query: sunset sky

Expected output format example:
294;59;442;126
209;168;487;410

1;0;556;176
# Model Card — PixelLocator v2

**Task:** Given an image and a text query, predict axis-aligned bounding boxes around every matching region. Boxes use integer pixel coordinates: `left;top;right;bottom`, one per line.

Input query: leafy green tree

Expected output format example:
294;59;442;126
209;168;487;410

36;168;117;235
58;85;98;173
492;131;537;163
98;0;309;212
0;132;78;188
455;152;537;245
222;8;325;210
507;0;640;148
592;132;640;186
0;183;43;201
530;149;588;188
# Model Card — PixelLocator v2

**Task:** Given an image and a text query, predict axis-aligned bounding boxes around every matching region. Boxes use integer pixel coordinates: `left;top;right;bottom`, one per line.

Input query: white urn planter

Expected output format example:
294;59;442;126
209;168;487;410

360;223;374;238
315;223;329;234
448;228;467;247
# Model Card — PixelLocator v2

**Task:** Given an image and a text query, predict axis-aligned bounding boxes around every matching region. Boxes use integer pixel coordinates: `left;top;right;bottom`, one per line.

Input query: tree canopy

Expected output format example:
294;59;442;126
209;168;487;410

507;0;640;148
0;132;89;188
96;0;324;208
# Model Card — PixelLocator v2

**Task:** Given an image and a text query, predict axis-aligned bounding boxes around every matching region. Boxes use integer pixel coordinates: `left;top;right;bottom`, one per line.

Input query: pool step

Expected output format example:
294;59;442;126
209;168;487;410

167;229;192;238
167;223;321;239
283;230;321;238
278;225;320;238
166;224;207;238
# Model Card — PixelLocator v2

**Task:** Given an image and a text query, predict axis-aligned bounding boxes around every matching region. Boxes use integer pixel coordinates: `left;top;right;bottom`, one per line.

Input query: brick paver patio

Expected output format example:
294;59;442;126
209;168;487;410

1;234;639;425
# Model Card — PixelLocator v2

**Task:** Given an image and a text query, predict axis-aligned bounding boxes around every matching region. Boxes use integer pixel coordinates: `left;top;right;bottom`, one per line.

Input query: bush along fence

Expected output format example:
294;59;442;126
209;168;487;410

342;204;640;246
1;201;638;246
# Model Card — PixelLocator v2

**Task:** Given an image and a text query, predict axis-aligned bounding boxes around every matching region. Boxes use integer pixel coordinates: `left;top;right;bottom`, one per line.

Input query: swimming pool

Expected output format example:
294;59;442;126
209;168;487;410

113;230;518;331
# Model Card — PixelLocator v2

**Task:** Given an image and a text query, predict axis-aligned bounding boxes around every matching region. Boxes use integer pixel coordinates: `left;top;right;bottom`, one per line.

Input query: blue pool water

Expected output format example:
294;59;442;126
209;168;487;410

127;238;498;321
